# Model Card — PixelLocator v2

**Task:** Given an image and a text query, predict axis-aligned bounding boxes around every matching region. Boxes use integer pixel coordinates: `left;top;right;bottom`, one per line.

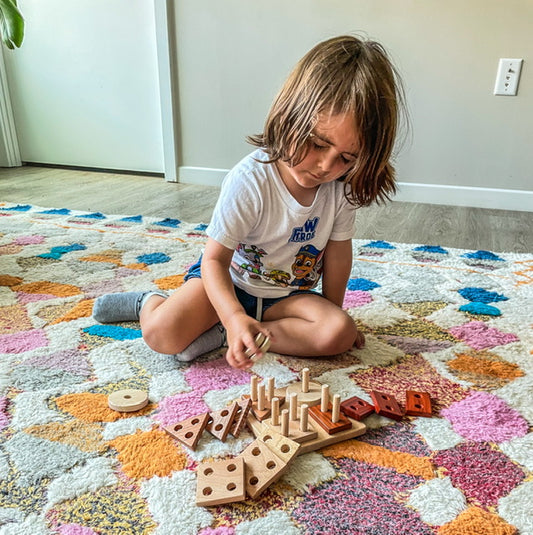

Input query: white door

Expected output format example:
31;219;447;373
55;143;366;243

2;0;164;173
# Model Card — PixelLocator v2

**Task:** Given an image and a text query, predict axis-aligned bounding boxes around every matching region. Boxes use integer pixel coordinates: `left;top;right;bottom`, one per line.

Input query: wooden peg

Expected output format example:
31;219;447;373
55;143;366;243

257;383;266;411
331;395;341;424
309;399;352;435
250;376;258;402
320;384;330;413
281;409;289;437
300;404;309;432
302;368;310;393
267;377;275;401
289;392;298;421
271;397;280;426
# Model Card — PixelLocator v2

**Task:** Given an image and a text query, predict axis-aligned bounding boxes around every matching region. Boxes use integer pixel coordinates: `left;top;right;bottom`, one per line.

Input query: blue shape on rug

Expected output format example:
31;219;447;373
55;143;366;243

363;240;395;249
77;212;106;219
38;243;87;259
120;215;143;223
347;278;381;291
136;252;171;265
458;287;508;303
84;325;142;340
461;250;505;262
459;302;502;316
39;208;71;215
413;245;449;254
154;218;181;228
195;223;208;231
2;204;31;211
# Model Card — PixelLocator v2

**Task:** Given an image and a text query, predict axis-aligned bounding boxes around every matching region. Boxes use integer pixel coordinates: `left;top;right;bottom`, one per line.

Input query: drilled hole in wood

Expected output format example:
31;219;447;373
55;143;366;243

202;487;212;496
215;424;223;431
385;405;392;410
249;476;259;486
185;431;194;439
263;435;272;441
227;464;237;472
221;410;229;417
414;393;421;398
415;404;422;409
281;444;290;453
203;468;214;476
252;447;261;456
266;461;276;470
191;418;199;425
227;482;236;491
124;395;131;399
174;424;183;432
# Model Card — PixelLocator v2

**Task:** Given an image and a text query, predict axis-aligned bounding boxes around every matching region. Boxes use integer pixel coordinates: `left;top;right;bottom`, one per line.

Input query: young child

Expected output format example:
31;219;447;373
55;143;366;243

93;35;406;369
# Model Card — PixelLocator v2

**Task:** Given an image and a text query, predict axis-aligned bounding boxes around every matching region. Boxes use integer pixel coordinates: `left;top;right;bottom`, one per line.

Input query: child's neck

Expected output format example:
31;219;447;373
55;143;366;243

275;161;318;207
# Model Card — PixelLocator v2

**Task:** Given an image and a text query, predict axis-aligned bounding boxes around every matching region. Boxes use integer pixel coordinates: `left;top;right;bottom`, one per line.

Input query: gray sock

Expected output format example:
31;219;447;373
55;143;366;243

175;323;226;362
92;290;166;323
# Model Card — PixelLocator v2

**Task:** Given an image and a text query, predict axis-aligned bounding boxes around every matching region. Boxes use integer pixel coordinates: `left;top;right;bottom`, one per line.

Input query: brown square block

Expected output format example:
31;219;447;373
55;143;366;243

370;391;403;421
405;390;432;417
340;396;375;421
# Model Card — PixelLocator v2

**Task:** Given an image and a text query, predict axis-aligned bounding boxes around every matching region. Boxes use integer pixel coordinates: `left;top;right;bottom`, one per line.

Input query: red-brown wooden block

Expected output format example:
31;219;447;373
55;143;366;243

308;403;352;435
370;391;403;421
165;412;210;450
340;396;375;421
405;390;432;417
206;402;239;442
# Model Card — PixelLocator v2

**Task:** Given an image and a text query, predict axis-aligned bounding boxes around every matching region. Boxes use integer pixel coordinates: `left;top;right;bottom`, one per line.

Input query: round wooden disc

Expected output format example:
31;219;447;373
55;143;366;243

108;389;149;412
245;333;271;360
285;381;323;407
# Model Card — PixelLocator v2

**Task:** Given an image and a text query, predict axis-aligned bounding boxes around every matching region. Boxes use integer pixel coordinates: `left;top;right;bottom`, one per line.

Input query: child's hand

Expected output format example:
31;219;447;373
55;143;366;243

224;312;271;369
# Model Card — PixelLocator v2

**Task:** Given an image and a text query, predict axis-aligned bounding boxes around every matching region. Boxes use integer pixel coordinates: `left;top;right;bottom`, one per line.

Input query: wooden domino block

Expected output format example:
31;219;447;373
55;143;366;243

196;456;246;506
340;396;375;421
241;439;289;499
255;427;300;465
230;398;252;438
309;403;352;435
164;412;210;450
370;391;403;421
405;390;432;417
206;402;239;442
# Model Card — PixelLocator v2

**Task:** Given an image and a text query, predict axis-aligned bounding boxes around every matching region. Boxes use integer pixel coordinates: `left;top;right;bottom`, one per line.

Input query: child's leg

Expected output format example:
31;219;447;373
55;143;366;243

139;277;222;356
261;293;364;357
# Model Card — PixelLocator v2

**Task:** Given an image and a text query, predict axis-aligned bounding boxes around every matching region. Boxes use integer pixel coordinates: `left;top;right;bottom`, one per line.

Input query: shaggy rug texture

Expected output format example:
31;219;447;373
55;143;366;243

0;202;532;535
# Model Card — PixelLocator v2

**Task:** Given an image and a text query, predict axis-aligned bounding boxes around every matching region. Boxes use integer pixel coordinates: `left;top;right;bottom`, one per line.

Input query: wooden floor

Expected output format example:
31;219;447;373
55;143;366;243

1;165;531;253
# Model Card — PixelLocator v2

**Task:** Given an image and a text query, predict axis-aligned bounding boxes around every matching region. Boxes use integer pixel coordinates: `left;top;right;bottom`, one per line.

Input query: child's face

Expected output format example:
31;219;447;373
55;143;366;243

278;112;359;193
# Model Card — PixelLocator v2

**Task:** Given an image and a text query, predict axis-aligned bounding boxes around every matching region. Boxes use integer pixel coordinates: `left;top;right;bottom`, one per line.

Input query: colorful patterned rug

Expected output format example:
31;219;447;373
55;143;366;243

1;202;532;535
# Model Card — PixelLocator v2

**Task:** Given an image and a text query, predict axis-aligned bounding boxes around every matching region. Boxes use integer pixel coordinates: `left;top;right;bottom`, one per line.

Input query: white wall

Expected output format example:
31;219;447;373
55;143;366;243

3;0;164;173
172;0;532;211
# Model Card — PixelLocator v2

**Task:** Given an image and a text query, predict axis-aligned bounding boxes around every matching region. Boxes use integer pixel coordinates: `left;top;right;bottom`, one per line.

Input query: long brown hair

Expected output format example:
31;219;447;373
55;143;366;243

248;35;408;207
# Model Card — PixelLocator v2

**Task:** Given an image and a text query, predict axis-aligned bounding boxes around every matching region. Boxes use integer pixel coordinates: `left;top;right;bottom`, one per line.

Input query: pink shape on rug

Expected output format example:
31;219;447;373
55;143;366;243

199;528;235;535
343;290;373;309
58;525;98;535
449;321;519;350
154;390;210;427
0;329;48;353
15;235;45;245
185;357;251;395
442;390;529;443
0;397;9;431
16;292;56;304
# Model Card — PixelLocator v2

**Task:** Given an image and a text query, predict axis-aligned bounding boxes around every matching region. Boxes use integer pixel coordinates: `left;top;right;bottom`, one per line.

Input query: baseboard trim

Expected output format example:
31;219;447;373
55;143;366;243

177;166;532;212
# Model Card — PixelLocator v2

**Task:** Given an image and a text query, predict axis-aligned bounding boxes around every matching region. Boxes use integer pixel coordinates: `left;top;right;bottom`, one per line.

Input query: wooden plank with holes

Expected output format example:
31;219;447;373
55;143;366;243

164;412;210;451
370;390;404;421
206;402;239;442
230;398;252;438
196;456;246;506
308;402;352;435
405;390;432;417
340;396;375;421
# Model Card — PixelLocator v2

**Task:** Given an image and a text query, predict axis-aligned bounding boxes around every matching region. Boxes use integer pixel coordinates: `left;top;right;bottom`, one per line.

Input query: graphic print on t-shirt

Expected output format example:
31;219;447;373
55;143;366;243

289;244;324;290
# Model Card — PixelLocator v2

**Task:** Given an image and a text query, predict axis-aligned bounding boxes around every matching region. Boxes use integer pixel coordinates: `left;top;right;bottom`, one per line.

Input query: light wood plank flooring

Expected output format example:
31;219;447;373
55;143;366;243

1;165;531;253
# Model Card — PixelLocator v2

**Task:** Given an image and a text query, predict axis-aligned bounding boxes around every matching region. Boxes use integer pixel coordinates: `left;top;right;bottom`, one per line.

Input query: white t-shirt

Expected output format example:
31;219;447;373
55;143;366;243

206;149;356;298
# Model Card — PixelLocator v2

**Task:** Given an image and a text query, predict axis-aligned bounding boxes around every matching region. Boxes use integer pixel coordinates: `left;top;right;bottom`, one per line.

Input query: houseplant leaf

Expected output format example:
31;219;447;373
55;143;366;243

0;0;24;49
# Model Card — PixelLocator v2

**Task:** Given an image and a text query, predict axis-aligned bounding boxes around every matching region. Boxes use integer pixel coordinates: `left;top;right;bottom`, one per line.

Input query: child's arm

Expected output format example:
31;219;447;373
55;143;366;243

201;237;270;369
321;239;353;308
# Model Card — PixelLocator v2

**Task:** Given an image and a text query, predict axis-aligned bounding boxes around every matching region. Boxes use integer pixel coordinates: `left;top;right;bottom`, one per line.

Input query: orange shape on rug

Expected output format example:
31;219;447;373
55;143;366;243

437;506;517;535
322;440;435;480
0;274;23;287
109;429;187;479
154;273;186;290
13;280;81;297
55;392;155;422
50;299;94;324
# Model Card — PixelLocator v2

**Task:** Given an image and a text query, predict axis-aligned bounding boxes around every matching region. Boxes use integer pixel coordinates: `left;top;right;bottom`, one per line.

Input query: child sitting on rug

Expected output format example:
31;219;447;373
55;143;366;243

93;35;407;369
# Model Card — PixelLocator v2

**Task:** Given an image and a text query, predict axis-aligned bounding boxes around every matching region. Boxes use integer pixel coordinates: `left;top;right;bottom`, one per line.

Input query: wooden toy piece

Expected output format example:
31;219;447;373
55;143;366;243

340;396;375;421
230;398;252;438
280;409;289;437
265;377;286;405
320;384;330;413
250;376;259;402
108;389;148;412
245;333;271;360
285;380;323;407
405;390;432;417
241;438;289;499
196;456;246;506
206;401;239;442
255;427;300;465
309;401;352;435
331;395;341;423
299;404;309;432
261;407;318;444
370;390;404;421
164;412;210;451
289;392;298;421
257;384;266;412
302;368;310;393
270;397;280;426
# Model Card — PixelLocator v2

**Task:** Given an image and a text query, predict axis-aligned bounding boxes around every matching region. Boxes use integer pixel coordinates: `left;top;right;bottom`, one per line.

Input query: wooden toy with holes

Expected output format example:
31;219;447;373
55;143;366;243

405;390;432;417
196;456;246;506
284;367;322;407
308;386;351;435
340;395;375;421
206;401;239;441
164;412;210;450
370;390;404;421
108;389;149;412
243;376;285;421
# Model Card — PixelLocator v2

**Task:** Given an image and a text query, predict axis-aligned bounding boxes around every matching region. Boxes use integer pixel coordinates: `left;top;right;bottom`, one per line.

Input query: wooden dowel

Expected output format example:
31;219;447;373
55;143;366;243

332;394;340;423
257;383;265;411
300;404;309;432
271;397;280;426
321;384;330;413
267;377;275;401
281;409;289;437
302;368;310;393
289;392;298;421
250;376;258;402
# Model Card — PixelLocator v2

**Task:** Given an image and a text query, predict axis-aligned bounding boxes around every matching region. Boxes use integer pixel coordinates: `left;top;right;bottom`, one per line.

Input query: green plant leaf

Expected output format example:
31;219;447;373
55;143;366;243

0;0;24;49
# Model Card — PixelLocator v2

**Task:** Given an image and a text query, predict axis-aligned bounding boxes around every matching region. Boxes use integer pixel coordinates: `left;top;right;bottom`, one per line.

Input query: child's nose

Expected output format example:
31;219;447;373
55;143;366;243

317;149;337;172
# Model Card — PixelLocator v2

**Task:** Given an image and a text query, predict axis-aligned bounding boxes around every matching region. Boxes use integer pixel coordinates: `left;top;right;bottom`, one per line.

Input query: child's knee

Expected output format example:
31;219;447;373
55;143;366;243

318;313;358;355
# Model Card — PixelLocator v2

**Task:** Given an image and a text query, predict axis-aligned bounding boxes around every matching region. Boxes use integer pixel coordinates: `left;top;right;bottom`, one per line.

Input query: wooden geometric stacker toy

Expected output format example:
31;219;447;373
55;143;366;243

164;413;210;451
206;402;239;441
308;389;351;435
370;390;404;421
405;390;432;417
285;368;322;407
230;397;252;438
108;389;149;412
340;395;375;420
196;456;246;506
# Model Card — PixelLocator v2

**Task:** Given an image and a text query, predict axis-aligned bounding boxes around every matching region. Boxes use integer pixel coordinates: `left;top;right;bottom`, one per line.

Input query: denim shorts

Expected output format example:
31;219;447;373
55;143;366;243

184;257;320;321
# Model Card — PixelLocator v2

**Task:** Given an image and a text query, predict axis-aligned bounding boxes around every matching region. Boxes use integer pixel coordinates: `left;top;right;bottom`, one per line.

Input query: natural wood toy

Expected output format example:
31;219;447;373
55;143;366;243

340;395;375;421
245;332;271;360
229;398;252;438
108;389;149;412
206;402;240;442
196;456;246;506
370;390;404;421
164;413;210;450
405;390;432;417
285;368;322;407
309;390;351;435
